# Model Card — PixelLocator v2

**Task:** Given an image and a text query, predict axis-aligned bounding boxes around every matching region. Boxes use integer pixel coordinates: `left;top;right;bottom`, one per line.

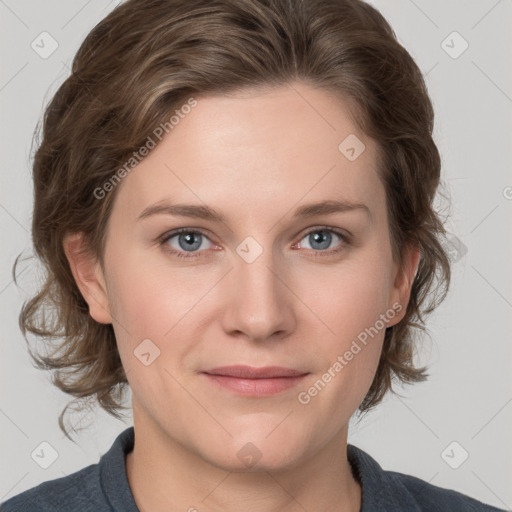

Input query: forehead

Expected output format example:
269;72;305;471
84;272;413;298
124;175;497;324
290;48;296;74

112;83;384;222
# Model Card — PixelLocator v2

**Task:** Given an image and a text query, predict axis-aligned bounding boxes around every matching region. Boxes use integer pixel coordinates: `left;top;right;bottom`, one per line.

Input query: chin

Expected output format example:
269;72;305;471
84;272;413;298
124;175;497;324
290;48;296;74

196;429;309;474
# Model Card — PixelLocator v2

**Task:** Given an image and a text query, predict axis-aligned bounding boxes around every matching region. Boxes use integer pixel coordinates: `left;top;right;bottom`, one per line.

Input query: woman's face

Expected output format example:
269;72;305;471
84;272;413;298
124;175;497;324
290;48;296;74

76;82;417;471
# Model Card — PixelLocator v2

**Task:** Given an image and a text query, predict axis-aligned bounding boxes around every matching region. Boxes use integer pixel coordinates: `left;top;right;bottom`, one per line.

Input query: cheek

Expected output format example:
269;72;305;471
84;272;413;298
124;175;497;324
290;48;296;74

298;260;391;423
316;256;393;341
106;246;188;331
103;252;172;367
302;246;394;401
104;248;217;371
106;229;394;358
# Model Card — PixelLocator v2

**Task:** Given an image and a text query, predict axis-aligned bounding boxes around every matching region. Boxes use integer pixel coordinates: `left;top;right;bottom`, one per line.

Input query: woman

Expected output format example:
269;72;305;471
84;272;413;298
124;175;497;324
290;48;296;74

2;0;506;510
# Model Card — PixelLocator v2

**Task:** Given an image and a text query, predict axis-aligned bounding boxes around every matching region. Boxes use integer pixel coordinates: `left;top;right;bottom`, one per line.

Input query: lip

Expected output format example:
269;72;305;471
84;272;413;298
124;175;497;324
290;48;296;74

201;365;309;396
203;365;307;378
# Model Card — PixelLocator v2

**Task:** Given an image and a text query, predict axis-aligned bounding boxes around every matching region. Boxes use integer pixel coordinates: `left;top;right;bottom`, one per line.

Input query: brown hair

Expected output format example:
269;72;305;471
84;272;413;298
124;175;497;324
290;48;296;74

14;0;451;438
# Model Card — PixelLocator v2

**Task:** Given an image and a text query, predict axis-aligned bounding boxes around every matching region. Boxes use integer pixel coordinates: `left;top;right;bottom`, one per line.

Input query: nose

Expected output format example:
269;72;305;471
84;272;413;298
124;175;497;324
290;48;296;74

221;241;297;343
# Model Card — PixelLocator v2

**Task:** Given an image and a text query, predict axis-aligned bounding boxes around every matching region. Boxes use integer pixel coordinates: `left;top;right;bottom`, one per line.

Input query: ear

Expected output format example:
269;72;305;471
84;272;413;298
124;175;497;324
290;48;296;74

63;232;112;324
386;242;421;327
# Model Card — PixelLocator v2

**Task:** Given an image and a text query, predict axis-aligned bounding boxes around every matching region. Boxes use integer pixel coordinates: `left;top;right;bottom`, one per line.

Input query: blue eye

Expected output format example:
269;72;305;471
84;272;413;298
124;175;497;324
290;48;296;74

158;227;348;259
160;229;215;258
298;228;346;253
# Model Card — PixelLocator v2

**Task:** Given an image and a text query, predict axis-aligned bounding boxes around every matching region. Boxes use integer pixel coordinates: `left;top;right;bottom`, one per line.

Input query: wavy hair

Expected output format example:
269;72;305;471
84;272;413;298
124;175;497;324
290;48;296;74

14;0;451;438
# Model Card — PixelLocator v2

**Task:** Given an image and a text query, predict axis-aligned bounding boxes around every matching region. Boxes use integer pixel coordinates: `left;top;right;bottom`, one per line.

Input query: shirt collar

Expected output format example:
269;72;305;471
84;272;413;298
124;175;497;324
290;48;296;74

100;426;421;512
347;443;422;511
99;426;139;511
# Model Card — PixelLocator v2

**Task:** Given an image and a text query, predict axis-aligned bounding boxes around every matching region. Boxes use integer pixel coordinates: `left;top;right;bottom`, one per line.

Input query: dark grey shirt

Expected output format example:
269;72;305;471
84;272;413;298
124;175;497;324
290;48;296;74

1;426;506;511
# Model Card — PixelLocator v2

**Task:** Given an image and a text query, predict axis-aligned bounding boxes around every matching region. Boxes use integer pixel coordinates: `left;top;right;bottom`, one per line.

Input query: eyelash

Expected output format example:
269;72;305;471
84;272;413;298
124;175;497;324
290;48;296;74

157;226;350;260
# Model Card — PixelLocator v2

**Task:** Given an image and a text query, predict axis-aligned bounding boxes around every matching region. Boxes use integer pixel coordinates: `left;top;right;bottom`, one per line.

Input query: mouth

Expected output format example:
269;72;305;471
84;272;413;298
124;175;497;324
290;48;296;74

200;365;310;396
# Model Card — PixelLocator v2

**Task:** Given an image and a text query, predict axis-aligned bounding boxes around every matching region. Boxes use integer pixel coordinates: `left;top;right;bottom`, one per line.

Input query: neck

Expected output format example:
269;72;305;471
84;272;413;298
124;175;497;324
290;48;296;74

125;410;361;512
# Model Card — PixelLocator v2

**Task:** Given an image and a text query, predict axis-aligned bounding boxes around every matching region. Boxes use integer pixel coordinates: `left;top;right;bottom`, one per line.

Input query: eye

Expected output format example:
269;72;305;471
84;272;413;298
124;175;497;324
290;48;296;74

158;226;349;260
160;229;218;259
292;227;348;256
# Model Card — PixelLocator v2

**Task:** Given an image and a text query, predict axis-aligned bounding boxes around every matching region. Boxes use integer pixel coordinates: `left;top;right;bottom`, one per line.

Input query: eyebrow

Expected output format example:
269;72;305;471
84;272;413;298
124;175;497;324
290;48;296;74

137;199;372;223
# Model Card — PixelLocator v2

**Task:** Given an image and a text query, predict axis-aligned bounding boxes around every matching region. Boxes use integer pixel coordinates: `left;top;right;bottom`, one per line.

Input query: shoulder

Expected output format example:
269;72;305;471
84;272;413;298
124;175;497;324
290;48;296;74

1;427;136;512
0;463;106;512
347;444;506;512
386;469;506;512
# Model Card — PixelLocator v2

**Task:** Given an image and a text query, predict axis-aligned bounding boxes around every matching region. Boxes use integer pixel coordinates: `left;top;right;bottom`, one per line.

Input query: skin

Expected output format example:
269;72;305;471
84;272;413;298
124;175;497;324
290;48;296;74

64;82;420;512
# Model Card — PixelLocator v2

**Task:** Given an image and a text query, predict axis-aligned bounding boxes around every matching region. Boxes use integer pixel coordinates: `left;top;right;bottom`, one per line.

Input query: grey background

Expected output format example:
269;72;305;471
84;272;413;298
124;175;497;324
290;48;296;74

1;0;511;508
